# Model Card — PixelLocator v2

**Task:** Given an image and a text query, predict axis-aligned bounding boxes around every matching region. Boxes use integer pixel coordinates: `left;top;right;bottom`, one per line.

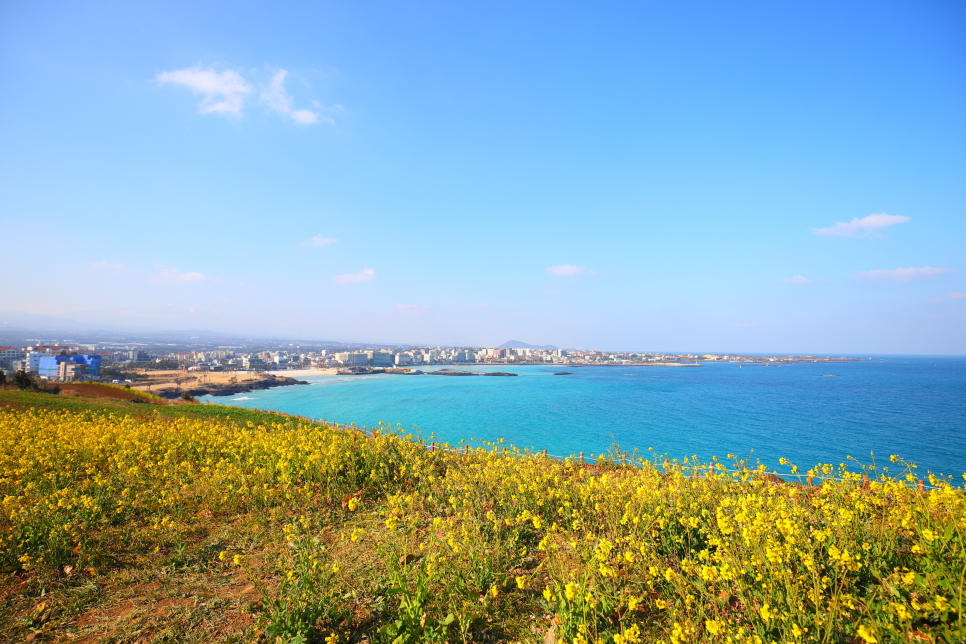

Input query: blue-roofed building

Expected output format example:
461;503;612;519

37;354;102;381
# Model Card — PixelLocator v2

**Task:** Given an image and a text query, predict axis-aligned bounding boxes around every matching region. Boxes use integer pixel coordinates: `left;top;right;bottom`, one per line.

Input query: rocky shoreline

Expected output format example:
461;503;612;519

155;375;309;399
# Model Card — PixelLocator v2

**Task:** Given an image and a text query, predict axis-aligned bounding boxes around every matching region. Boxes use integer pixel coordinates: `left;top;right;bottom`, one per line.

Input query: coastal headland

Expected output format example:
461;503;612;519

129;370;308;399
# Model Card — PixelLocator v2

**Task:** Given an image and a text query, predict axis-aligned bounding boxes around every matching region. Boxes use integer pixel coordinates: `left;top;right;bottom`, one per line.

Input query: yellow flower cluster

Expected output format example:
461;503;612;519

0;407;963;644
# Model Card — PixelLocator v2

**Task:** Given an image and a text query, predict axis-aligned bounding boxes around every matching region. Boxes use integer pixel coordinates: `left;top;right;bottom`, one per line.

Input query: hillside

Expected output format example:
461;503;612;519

497;341;560;350
0;391;962;643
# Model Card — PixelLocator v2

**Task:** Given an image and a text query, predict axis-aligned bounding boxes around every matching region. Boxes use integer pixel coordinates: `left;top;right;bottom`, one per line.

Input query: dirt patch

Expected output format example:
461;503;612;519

58;383;166;404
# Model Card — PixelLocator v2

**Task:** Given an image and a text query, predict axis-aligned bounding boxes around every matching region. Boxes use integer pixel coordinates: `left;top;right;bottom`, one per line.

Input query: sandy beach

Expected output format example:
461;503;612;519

268;368;339;376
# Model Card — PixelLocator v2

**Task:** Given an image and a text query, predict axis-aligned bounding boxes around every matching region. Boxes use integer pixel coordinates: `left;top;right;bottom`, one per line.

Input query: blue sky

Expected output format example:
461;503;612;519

1;0;964;353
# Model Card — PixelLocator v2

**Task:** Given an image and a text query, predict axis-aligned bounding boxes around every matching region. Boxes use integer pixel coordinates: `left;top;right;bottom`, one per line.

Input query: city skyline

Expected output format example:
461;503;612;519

2;1;964;354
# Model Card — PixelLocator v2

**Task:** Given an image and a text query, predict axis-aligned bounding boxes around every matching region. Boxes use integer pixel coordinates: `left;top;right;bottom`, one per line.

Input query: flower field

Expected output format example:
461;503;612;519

0;392;963;643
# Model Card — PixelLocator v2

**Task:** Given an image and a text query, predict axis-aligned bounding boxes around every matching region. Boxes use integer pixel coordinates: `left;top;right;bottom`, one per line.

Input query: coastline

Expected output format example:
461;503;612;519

268;368;339;376
132;373;310;399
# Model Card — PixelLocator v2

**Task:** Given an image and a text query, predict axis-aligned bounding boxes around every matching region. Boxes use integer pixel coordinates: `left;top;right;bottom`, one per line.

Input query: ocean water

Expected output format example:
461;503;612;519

200;357;966;477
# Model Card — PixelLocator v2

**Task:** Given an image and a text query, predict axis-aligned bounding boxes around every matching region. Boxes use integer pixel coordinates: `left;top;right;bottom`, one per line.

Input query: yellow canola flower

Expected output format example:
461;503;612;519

759;603;773;622
2;406;964;644
564;582;578;601
856;625;877;643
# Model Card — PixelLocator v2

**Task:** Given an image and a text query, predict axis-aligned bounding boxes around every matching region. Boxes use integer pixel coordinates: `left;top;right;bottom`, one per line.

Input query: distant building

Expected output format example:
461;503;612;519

368;352;394;367
0;346;26;370
38;354;102;381
26;352;54;373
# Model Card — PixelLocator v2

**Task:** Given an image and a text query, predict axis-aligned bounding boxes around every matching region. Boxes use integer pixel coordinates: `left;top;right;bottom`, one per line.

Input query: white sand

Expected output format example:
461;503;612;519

268;368;339;376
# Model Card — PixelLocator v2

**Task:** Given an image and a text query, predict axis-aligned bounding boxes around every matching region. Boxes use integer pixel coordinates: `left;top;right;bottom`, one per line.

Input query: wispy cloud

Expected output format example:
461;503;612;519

152;265;215;283
261;70;328;125
547;265;586;277
302;235;338;247
292;109;323;125
812;213;910;238
854;266;956;282
158;65;336;124
781;275;812;285
89;260;124;272
948;292;966;299
396;303;426;312
261;70;294;114
156;66;251;116
334;267;376;284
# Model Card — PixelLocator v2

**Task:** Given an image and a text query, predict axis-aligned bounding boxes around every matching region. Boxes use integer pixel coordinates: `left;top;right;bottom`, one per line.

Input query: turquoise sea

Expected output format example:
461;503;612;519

201;356;966;477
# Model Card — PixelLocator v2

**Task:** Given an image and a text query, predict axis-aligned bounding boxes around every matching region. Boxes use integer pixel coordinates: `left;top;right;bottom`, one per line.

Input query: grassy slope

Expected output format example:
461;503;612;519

0;391;963;644
0;389;303;425
0;391;308;643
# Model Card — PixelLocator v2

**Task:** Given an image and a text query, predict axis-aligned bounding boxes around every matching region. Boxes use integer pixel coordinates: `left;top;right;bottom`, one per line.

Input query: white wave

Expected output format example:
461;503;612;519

230;396;256;401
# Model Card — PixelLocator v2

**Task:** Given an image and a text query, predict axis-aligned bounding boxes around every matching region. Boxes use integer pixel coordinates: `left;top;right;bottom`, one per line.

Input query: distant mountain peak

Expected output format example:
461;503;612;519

497;340;559;350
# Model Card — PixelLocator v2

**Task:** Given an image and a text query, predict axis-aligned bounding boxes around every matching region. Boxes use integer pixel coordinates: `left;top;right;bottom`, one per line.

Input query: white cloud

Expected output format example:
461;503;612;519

334;267;376;284
261;70;325;125
854;266;956;282
302;235;338;247
948;292;966;299
547;265;586;277
152;265;215;283
292;109;326;125
158;65;335;125
89;260;124;272
261;70;294;114
781;275;812;285
396;303;426;312
812;213;910;238
156;66;251;116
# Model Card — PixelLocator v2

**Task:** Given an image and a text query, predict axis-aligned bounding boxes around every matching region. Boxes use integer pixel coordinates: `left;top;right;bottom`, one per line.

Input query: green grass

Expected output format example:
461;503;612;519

0;389;303;426
1;390;963;644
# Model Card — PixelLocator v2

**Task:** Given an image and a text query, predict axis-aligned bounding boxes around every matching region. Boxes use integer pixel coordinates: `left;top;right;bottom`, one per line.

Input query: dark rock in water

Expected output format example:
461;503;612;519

554;372;573;375
483;372;517;377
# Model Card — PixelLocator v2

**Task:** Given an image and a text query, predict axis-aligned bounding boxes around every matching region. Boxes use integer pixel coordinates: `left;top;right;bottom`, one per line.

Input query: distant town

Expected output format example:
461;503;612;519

0;335;861;383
